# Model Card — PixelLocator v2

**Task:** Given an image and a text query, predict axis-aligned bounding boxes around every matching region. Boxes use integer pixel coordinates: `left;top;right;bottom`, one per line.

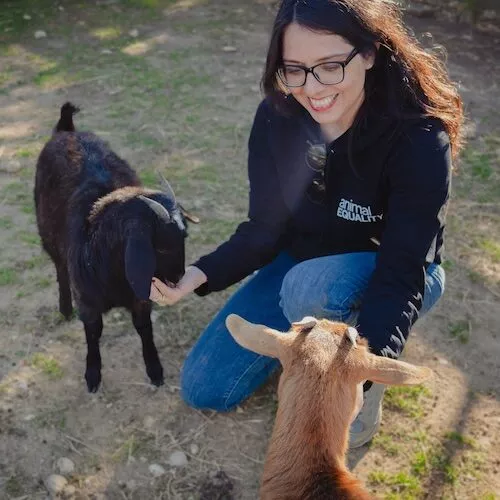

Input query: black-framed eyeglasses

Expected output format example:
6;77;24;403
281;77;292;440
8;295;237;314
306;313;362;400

277;47;359;88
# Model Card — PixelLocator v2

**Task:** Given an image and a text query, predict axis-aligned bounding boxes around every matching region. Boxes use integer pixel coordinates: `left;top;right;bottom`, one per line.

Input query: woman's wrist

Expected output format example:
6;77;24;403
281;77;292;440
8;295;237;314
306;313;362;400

186;265;208;289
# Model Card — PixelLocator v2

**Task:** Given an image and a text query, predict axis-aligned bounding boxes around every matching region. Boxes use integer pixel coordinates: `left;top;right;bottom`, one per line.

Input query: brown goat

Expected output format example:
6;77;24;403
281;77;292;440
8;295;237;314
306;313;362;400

225;314;433;500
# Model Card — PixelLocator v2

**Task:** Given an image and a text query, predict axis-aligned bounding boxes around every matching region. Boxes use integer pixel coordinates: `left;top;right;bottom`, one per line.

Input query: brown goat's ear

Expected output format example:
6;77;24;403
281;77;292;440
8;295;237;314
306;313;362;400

362;354;433;386
179;203;200;224
225;314;287;359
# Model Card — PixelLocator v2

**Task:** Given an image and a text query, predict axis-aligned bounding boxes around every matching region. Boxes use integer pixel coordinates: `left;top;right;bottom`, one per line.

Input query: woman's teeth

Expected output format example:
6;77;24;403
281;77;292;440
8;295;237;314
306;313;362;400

309;94;338;110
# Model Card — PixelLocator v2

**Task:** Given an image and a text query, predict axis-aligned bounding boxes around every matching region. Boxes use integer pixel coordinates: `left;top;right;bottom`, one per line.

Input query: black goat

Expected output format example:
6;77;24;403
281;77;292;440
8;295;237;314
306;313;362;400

35;102;192;392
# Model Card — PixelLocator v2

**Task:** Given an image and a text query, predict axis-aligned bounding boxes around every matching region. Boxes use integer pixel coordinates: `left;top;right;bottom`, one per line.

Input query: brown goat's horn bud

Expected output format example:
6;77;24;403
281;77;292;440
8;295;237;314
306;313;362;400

346;327;358;345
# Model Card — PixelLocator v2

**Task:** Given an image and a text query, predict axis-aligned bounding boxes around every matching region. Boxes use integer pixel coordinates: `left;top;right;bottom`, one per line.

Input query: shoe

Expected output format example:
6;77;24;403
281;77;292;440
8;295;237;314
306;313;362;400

349;383;386;449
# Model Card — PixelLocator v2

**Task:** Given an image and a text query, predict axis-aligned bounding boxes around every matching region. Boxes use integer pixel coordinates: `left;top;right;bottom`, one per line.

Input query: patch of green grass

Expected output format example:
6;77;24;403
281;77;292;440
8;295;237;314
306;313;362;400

384;385;431;418
91;26;122;40
448;320;470;344
111;432;156;463
34;409;67;429
34;276;51;289
480;493;497;500
368;471;421;498
0;216;13;229
29;353;63;379
19;254;48;270
478;239;500;263
445;431;477;447
371;432;401;456
441;259;454;271
18;231;40;246
0;267;18;286
4;475;23;497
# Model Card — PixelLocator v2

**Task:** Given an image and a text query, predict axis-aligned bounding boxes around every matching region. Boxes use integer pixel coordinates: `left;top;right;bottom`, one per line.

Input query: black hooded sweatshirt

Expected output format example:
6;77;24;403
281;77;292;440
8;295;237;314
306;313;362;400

193;97;451;358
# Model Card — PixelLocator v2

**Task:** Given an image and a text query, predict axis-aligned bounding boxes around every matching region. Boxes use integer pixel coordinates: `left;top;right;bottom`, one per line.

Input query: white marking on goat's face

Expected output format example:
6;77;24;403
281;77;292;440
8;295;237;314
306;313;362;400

172;211;186;232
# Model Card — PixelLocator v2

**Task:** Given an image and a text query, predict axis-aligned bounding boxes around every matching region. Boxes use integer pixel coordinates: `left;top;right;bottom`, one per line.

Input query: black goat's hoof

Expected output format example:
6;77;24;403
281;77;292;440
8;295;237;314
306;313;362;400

147;363;164;387
85;367;101;393
59;306;74;321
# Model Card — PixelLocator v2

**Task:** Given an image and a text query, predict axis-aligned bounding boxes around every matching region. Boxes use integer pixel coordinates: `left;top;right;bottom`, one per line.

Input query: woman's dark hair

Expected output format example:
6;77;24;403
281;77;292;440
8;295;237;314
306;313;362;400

262;0;464;160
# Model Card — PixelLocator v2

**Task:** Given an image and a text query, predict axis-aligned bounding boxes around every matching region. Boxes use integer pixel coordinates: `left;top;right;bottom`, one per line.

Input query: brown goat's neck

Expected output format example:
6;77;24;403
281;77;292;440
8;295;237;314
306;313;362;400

260;380;372;499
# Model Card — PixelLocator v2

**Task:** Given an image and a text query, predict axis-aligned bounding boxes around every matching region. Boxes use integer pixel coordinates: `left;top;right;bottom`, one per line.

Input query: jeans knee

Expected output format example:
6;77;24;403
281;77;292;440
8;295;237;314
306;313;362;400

180;365;230;412
279;262;355;323
279;263;328;322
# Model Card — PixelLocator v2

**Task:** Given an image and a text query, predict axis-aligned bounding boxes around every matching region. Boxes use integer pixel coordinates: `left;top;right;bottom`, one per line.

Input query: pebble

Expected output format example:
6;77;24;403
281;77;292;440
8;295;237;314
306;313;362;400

101;49;113;55
149;463;166;477
45;474;67;496
126;479;137;490
64;484;76;497
23;14;32;20
190;443;199;455
169;450;188;467
143;416;155;429
34;30;47;39
129;29;139;37
222;46;237;52
56;457;75;474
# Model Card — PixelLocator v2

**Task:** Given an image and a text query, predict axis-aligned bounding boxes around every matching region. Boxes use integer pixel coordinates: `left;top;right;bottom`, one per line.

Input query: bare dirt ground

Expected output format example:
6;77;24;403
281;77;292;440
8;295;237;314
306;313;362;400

0;1;499;499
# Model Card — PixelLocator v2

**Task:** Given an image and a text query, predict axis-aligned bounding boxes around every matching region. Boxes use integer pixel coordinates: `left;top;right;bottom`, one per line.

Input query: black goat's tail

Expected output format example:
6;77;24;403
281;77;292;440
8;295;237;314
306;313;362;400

55;102;80;133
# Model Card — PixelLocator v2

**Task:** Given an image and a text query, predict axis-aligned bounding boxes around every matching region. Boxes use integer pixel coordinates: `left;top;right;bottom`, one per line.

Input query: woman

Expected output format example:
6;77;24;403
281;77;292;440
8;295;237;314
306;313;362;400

150;0;463;448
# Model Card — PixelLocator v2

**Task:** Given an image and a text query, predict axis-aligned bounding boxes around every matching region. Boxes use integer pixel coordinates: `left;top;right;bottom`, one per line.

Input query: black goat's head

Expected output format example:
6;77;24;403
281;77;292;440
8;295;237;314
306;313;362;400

124;183;197;301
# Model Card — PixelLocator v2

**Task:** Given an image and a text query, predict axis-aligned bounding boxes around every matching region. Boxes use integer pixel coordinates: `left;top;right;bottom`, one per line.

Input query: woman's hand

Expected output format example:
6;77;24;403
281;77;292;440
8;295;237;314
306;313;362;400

149;266;207;306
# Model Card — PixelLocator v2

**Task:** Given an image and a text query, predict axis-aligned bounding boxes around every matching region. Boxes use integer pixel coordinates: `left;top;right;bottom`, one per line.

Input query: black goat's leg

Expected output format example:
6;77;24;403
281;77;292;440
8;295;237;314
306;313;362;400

131;300;164;387
80;308;104;392
56;261;73;320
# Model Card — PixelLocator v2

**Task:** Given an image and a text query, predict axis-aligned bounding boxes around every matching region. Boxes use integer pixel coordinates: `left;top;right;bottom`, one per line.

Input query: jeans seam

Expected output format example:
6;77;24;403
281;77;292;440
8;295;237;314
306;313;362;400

223;354;267;411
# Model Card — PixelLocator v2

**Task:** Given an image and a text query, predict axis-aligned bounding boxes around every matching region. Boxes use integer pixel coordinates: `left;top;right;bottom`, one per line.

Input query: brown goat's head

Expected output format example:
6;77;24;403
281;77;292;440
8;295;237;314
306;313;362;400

225;314;433;426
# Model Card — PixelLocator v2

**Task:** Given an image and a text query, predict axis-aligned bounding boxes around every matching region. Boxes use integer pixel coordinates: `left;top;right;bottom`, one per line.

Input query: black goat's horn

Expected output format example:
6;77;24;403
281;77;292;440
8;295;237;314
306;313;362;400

138;195;171;223
156;170;177;203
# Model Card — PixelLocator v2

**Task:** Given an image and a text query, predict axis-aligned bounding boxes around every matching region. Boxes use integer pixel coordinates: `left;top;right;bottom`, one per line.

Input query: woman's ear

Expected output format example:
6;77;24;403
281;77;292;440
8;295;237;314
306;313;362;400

363;46;378;70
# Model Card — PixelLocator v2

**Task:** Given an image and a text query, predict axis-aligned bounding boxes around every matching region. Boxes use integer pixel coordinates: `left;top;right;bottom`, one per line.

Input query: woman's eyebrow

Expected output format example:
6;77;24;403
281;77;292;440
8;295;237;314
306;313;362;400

283;52;352;64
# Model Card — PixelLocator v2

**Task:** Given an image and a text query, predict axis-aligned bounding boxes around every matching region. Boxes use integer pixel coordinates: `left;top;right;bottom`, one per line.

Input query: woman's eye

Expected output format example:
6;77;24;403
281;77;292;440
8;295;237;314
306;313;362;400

321;63;341;72
285;66;303;75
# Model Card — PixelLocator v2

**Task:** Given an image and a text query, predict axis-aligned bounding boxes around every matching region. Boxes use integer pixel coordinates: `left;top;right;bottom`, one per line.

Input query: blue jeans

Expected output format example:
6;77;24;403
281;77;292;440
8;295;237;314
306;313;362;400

181;252;445;411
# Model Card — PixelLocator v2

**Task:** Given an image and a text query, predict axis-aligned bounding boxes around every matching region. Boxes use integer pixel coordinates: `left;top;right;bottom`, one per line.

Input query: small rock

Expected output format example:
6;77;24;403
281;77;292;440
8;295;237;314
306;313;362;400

149;463;166;477
58;5;65;11
23;14;32;20
101;49;112;55
16;380;28;391
129;29;139;37
236;406;244;414
143;416;155;429
222;46;237;52
63;484;76;497
139;456;147;463
437;357;449;366
106;403;113;408
45;474;68;496
169;450;188;467
151;311;160;324
56;457;75;475
24;414;35;421
34;30;47;39
190;443;199;455
126;479;137;490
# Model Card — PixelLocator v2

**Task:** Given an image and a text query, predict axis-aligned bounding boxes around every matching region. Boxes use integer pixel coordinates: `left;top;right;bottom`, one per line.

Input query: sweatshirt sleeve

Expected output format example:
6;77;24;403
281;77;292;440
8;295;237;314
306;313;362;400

356;120;451;358
192;100;291;296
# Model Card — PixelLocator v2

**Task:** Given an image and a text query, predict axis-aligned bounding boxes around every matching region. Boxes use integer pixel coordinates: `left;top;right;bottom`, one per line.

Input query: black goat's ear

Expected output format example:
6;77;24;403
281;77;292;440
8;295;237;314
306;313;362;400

125;237;156;300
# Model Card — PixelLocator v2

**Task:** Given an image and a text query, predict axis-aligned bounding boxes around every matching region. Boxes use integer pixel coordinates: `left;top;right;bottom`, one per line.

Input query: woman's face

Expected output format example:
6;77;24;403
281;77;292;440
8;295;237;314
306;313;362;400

281;23;375;138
